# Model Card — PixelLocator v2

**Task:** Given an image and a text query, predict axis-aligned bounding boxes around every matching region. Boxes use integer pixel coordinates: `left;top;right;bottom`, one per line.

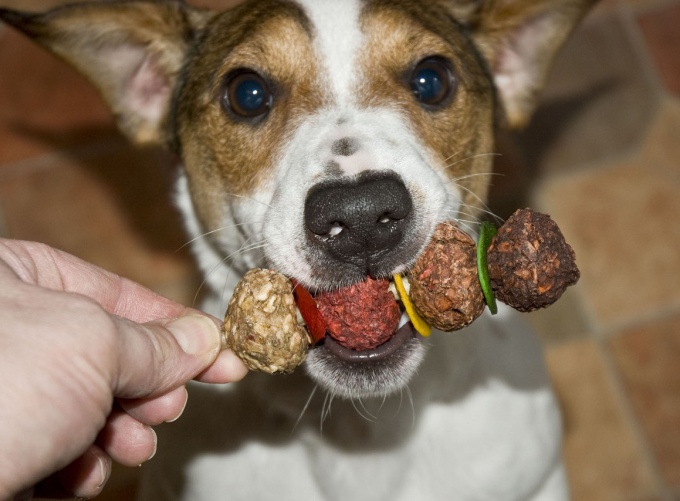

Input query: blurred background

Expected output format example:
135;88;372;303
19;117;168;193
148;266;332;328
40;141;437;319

0;0;678;499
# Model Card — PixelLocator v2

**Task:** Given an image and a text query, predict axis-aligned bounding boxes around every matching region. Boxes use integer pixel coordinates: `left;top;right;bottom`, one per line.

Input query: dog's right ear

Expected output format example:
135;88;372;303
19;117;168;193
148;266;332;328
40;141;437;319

0;2;213;146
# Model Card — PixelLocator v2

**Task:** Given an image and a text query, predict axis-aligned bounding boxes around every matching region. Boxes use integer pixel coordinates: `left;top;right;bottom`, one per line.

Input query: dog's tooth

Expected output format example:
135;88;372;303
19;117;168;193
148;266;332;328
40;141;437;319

388;281;399;300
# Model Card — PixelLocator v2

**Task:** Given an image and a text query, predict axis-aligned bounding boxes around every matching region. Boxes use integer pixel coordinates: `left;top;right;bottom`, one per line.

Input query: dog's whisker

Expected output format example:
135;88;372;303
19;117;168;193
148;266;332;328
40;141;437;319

443;154;502;172
293;385;318;433
192;237;268;306
447;170;504;183
175;220;263;253
454;186;503;224
351;398;376;423
441;208;487;227
455;220;476;236
441;213;480;226
224;192;274;209
447;192;503;224
358;397;378;420
405;385;416;430
377;392;388;413
441;150;466;164
393;388;405;419
221;267;234;305
320;392;335;434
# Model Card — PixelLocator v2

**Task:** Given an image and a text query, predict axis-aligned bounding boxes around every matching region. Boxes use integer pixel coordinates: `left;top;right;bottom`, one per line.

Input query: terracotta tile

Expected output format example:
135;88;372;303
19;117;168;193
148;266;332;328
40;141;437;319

546;339;658;500
595;0;680;13
0;145;198;294
610;315;680;488
638;2;680;96
537;158;680;331
527;286;591;346
516;13;659;176
641;98;680;178
0;28;116;165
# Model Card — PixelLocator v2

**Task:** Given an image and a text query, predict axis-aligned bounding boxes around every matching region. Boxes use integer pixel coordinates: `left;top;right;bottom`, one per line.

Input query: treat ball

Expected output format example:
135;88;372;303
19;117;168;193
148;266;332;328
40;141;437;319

487;208;580;312
409;221;485;331
315;277;401;351
222;269;310;373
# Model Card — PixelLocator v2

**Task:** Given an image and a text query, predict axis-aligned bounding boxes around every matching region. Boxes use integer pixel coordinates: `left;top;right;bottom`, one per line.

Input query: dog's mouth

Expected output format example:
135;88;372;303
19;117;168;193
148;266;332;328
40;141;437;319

300;276;428;400
322;320;417;363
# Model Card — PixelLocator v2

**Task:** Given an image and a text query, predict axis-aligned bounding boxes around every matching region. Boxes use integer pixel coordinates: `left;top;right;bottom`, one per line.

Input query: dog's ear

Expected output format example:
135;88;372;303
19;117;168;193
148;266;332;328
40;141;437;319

438;0;597;128
0;2;213;146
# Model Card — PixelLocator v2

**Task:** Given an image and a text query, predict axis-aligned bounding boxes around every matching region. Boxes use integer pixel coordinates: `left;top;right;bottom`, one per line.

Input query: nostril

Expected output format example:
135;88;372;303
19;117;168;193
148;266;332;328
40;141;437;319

304;172;413;265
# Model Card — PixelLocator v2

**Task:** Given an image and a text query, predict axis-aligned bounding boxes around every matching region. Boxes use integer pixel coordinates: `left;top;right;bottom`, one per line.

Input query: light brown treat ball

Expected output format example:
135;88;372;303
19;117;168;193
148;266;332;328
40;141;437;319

222;269;310;374
409;221;485;331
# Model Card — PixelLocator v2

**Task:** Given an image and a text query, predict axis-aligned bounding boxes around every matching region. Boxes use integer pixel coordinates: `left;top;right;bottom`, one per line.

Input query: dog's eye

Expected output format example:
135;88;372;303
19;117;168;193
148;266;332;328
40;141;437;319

409;58;455;107
222;71;273;118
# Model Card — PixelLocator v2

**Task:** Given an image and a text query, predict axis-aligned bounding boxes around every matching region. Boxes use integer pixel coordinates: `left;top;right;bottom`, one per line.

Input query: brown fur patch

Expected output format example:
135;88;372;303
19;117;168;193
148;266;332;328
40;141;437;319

175;0;325;229
358;0;496;214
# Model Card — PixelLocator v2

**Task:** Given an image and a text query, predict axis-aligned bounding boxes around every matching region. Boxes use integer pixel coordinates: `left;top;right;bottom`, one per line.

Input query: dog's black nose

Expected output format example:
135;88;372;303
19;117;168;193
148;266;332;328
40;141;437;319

304;172;413;270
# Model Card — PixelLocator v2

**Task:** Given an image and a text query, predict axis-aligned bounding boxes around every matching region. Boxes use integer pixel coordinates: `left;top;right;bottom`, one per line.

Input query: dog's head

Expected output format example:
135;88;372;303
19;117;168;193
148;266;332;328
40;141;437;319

1;0;595;399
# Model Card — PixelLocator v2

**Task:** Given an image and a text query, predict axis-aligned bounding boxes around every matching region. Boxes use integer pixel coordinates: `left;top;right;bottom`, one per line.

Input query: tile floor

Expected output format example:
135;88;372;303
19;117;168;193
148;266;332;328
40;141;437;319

1;0;679;499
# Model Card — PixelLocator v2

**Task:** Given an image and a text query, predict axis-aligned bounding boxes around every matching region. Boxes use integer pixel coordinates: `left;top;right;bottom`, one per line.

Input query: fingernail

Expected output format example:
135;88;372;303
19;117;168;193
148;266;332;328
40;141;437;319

96;453;112;490
166;314;220;356
167;387;189;423
146;428;158;461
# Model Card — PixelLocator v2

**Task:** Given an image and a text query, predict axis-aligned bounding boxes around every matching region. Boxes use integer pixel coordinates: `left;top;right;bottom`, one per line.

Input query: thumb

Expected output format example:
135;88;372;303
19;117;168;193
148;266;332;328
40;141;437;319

112;313;222;399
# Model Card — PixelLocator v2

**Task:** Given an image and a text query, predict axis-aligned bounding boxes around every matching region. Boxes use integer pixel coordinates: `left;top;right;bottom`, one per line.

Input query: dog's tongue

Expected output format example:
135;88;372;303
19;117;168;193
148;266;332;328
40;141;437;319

315;277;401;351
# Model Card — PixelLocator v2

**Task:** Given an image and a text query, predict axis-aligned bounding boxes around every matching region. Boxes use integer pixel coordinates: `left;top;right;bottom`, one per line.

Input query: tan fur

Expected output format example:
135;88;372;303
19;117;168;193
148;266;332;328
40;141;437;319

26;2;203;144
359;1;494;212
174;1;325;230
436;0;599;127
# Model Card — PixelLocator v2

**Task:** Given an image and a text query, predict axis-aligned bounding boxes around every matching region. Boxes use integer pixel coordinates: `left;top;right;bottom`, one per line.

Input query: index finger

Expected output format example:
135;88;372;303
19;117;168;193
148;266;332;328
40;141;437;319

0;239;188;323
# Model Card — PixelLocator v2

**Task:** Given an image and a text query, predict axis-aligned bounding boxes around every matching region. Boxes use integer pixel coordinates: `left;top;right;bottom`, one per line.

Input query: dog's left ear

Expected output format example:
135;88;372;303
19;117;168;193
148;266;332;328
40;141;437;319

439;0;598;128
0;2;213;146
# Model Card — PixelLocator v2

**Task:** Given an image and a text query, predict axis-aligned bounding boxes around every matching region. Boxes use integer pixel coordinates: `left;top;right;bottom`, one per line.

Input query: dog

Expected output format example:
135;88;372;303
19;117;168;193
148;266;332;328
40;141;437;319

0;0;596;499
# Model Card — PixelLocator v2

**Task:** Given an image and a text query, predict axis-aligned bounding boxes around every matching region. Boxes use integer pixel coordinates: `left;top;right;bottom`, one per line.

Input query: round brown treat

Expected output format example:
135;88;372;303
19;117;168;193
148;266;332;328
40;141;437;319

409;221;485;331
487;208;580;312
222;269;310;374
315;277;400;351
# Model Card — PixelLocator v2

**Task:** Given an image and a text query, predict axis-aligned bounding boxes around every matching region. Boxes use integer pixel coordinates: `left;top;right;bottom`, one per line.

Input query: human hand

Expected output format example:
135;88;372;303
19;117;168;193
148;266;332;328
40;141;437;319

0;239;248;500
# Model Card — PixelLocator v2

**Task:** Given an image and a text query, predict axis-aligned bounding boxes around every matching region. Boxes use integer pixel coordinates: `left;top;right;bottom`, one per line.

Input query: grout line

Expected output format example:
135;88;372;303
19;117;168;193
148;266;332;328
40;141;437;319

594;327;676;499
628;0;680;16
617;2;668;98
534;164;678;497
599;302;680;339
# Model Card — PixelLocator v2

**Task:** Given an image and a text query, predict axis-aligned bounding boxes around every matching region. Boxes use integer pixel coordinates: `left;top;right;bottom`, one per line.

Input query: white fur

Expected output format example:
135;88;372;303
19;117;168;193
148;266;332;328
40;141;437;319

296;0;364;107
140;2;568;499
262;106;455;289
139;306;566;500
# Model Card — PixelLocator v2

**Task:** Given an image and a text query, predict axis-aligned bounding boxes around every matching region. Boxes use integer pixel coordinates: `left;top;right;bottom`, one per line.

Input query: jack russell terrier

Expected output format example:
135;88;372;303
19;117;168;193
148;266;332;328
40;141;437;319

1;0;596;499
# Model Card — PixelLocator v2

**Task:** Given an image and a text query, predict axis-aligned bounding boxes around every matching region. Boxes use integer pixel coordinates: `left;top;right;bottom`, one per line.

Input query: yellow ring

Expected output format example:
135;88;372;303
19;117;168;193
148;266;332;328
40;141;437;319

393;274;432;337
